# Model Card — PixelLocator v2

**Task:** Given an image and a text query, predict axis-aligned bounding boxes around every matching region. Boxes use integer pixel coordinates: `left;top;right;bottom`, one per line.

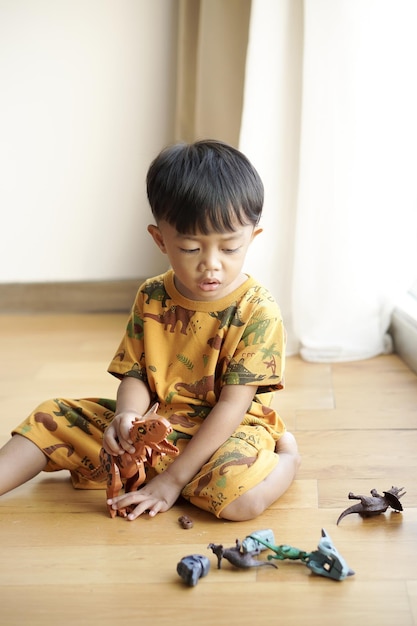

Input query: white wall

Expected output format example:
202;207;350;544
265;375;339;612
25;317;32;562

0;0;178;283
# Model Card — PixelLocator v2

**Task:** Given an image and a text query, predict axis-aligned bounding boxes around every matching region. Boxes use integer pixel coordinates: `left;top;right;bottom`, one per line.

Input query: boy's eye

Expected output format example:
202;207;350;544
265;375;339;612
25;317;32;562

179;246;241;254
180;248;199;254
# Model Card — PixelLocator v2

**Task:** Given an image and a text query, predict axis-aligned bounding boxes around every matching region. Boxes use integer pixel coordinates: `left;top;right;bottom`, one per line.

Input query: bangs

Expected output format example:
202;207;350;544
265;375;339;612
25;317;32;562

163;200;255;236
146;140;264;233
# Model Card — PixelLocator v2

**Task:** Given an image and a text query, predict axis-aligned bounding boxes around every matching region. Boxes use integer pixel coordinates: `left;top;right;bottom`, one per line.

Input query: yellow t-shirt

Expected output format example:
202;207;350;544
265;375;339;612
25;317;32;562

108;270;286;439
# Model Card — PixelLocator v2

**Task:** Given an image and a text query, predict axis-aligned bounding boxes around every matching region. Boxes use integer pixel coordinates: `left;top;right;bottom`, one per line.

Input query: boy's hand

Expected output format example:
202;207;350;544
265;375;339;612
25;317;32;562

107;471;182;520
102;411;139;456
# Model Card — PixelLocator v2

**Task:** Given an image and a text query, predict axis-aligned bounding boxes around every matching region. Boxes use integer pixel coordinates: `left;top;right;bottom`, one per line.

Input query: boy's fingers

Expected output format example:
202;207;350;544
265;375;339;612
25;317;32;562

127;500;157;521
148;502;163;517
117;439;135;454
119;425;133;443
107;491;159;521
102;434;124;456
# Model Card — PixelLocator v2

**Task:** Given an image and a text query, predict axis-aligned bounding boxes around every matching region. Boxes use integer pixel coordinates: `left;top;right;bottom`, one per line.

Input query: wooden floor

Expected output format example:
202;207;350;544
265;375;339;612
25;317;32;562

1;314;416;626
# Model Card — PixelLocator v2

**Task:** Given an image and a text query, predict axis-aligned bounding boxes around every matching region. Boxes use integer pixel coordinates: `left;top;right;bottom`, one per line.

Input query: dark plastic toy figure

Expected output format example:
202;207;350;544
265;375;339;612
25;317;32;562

99;403;179;518
246;528;355;581
337;486;406;525
177;555;210;586
207;540;277;569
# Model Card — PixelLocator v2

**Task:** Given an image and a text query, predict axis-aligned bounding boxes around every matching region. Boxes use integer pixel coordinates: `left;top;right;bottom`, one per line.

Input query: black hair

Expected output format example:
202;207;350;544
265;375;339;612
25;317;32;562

146;139;264;234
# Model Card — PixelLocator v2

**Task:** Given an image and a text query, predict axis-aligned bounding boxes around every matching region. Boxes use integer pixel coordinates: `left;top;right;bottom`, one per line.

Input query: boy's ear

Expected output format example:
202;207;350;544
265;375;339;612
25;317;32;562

251;226;263;242
147;224;167;253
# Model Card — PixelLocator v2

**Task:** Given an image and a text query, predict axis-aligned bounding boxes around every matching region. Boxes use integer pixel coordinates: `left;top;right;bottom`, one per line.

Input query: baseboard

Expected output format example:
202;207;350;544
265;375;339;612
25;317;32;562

389;291;417;375
0;280;144;313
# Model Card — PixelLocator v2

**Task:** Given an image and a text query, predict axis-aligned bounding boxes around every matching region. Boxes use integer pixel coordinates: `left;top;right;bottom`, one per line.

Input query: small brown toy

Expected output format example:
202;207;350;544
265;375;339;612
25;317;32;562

337;486;406;525
100;403;179;518
178;515;193;529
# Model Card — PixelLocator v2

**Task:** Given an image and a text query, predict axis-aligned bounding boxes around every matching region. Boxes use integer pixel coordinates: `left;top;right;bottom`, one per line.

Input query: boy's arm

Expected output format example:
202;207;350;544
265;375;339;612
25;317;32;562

107;384;258;519
164;384;257;486
103;376;152;455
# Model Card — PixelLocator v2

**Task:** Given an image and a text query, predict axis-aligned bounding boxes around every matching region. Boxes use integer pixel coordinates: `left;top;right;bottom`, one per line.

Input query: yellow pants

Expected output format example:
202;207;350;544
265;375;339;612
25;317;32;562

13;397;280;517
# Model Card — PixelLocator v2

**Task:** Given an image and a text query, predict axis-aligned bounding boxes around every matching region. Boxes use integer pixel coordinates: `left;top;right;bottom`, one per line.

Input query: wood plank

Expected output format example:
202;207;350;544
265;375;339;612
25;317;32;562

296;408;417;430
1;582;413;626
0;316;416;626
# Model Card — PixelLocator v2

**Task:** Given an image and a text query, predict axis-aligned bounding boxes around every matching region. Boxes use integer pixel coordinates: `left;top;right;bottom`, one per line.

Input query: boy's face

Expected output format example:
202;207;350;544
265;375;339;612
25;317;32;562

148;220;262;301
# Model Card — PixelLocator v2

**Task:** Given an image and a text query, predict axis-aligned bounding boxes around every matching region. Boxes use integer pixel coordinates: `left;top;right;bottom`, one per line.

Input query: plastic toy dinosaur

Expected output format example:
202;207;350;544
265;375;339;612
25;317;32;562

207;540;277;569
337;486;405;525
241;529;275;553
246;528;355;581
306;529;355;581
100;403;179;518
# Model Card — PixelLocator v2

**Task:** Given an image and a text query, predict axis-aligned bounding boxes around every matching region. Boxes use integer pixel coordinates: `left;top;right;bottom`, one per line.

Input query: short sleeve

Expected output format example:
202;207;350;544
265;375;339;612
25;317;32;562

107;286;148;383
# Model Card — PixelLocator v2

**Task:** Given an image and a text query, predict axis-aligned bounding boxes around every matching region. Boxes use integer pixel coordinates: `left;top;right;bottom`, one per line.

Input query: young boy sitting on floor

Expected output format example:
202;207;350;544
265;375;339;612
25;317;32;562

0;139;300;521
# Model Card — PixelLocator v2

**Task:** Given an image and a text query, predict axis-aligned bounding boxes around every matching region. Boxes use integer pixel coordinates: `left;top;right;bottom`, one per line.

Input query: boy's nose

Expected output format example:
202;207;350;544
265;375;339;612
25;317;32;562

199;252;221;271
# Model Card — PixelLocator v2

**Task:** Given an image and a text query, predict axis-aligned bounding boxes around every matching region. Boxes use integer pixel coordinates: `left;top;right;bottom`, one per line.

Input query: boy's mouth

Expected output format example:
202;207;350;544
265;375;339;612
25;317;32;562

199;278;220;292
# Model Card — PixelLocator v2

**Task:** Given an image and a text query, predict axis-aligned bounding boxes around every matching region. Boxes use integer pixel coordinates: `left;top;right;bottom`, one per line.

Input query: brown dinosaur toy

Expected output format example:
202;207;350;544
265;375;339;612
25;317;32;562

207;540;277;569
100;403;179;518
337;486;406;525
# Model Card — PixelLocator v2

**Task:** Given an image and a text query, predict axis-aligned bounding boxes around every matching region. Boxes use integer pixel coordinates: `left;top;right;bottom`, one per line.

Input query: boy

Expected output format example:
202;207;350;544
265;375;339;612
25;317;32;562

0;140;299;521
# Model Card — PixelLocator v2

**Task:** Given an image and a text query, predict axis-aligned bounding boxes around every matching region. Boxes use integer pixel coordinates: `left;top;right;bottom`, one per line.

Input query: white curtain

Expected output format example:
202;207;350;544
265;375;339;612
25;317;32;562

240;0;417;361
